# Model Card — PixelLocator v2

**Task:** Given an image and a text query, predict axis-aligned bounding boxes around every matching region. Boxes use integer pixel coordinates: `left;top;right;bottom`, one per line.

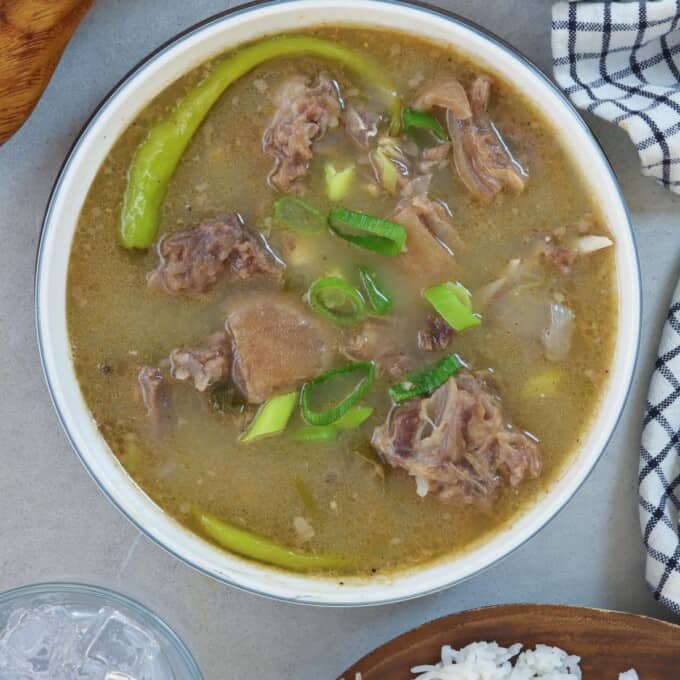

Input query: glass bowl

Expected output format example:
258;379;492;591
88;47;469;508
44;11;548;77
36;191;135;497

0;582;203;679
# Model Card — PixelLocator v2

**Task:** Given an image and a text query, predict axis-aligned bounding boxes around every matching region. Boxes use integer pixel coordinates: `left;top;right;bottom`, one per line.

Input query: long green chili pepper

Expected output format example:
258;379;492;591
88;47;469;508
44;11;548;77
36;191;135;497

389;354;462;403
194;509;342;571
403;107;448;143
307;276;366;326
358;266;393;315
301;362;375;426
119;36;401;249
328;208;407;256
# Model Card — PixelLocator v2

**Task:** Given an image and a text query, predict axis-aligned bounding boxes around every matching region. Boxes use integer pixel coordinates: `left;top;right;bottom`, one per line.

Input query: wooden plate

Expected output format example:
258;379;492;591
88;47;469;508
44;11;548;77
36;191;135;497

339;604;680;679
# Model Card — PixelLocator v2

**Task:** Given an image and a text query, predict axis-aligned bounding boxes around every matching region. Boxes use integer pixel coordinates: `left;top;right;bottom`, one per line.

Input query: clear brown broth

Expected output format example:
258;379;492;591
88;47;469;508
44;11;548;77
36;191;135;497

66;26;617;577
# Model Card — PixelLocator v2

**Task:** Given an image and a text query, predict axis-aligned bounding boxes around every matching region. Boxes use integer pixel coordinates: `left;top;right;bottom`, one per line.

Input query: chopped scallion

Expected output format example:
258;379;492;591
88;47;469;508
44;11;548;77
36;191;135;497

424;281;481;332
240;391;298;443
307;276;366;326
328;208;407;256
389;354;462;403
324;163;356;201
293;424;339;442
370;148;399;194
403;107;448;142
301;362;375;426
358;266;393;315
334;405;374;429
292;406;373;442
273;196;325;234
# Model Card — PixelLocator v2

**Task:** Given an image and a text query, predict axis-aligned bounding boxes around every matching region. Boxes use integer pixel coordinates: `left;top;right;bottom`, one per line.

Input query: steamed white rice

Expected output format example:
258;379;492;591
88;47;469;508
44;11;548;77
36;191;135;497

409;641;639;680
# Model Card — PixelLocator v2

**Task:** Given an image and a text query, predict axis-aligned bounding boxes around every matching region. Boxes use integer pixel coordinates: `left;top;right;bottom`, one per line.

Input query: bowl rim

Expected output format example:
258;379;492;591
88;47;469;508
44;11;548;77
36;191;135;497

35;0;642;607
0;581;204;678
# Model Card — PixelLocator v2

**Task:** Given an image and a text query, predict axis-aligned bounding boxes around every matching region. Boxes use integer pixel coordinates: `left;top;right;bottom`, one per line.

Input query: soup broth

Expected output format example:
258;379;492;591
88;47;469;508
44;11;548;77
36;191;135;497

67;26;617;576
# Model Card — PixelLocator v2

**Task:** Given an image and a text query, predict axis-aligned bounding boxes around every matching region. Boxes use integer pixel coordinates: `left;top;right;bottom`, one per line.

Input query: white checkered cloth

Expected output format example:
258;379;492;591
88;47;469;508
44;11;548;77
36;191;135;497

552;0;680;612
552;0;680;192
640;279;680;613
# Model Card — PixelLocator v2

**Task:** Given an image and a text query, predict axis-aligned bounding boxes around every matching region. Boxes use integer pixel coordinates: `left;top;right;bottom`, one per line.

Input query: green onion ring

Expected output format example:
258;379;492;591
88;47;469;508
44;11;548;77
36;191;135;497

424;281;481;332
301;362;375;426
308;276;366;326
389;354;462;403
328;208;407;256
358;266;393;315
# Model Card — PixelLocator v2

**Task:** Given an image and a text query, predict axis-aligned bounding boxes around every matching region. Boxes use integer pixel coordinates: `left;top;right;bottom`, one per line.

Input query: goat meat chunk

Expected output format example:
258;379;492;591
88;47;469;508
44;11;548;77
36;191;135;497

148;214;283;296
263;75;340;191
371;372;542;505
169;331;231;392
227;294;334;403
417;315;455;351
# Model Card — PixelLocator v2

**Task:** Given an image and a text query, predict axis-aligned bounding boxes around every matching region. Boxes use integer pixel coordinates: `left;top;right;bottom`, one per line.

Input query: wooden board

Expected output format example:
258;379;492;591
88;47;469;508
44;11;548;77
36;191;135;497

339;604;680;679
0;0;94;144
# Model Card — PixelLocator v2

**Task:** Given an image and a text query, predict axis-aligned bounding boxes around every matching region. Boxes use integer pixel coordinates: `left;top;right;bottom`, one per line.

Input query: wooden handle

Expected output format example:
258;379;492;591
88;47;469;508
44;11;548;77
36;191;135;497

0;0;94;145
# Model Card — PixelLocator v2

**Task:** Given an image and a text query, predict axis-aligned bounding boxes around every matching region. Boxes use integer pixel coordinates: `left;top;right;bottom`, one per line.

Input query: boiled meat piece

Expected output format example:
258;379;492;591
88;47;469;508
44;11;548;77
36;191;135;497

263;75;341;191
226;293;334;403
371;372;542;504
148;214;283;296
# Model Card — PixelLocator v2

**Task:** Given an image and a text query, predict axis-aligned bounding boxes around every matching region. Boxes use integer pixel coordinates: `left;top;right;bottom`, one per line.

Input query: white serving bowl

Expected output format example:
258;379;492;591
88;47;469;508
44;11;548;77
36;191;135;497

36;0;640;606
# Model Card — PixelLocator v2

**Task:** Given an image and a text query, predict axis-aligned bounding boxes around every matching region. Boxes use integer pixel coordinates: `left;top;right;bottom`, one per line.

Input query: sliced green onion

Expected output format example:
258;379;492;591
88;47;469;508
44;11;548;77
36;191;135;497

324;163;355;201
403;107;448;142
358;266;393;315
292;406;373;442
449;282;473;310
301;362;375;426
273;196;325;234
389;354;462;403
424;281;481;332
334;405;373;428
241;391;298;443
328;208;407;256
308;276;366;326
371;148;399;194
294;478;319;516
194;509;342;571
293;424;339;442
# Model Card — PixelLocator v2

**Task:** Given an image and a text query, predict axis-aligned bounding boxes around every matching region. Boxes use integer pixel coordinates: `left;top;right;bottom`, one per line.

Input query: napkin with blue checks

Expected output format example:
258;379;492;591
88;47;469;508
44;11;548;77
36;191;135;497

552;1;680;612
639;281;680;614
552;0;680;193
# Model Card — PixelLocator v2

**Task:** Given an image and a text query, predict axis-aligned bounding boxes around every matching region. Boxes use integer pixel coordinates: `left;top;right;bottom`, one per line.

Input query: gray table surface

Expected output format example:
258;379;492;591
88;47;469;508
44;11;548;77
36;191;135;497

1;1;679;678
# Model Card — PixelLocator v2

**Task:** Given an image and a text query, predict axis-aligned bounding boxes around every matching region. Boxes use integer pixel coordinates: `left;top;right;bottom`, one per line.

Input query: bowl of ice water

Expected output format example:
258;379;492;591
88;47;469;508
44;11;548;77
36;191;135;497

0;582;202;679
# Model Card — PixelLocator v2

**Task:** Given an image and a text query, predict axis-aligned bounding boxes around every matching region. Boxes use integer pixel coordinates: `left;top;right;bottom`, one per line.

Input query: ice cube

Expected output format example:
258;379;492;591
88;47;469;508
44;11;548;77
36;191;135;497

50;606;91;675
78;608;160;679
74;657;109;679
0;605;64;675
0;602;168;680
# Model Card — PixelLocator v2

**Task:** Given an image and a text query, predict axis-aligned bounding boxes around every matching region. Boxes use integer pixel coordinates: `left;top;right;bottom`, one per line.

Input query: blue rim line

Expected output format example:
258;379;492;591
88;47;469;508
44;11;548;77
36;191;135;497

35;0;642;608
